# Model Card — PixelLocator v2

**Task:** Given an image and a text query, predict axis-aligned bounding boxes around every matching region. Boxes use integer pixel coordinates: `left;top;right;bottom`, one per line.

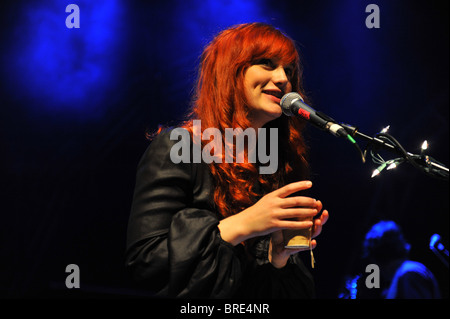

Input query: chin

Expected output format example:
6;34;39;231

261;112;282;127
268;107;282;119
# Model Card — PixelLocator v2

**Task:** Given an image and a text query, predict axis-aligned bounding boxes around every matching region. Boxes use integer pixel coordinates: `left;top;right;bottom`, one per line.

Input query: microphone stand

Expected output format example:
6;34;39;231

340;123;449;181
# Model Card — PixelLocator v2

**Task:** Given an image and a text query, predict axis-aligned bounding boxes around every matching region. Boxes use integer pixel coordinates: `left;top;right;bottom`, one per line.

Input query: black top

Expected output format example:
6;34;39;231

125;129;315;298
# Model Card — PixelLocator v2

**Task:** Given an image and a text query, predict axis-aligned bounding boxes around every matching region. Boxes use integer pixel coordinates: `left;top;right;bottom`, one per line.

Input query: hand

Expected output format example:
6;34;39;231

311;200;329;240
269;200;329;268
218;181;319;246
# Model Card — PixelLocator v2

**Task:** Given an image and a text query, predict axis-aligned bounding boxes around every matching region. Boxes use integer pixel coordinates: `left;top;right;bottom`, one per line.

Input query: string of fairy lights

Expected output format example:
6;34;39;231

341;124;449;181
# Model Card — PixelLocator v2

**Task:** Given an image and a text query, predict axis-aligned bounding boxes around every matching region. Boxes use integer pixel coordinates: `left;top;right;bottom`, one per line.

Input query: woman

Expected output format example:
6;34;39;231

126;22;329;298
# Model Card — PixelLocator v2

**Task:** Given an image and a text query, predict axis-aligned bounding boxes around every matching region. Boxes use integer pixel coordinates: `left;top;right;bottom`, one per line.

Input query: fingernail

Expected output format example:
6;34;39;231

305;181;312;187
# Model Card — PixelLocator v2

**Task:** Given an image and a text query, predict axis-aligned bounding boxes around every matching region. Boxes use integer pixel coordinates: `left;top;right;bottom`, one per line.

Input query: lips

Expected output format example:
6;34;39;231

263;90;283;104
262;90;283;99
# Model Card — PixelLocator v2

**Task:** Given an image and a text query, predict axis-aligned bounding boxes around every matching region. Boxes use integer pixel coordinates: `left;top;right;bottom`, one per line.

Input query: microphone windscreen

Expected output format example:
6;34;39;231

280;92;304;116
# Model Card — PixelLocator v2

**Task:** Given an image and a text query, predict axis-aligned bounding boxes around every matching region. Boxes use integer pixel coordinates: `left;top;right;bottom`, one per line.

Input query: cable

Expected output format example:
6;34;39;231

344;133;366;163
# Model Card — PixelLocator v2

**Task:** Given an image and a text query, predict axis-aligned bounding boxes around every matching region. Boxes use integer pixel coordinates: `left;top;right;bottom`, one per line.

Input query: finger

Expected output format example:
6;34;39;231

319;210;329;226
273;181;312;198
312;201;325;220
280;196;317;209
315;200;323;212
311;210;329;238
277;219;313;230
277;207;318;220
311;219;322;238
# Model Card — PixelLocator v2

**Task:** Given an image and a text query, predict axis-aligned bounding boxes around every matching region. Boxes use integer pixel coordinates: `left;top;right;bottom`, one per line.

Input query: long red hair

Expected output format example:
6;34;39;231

170;23;309;218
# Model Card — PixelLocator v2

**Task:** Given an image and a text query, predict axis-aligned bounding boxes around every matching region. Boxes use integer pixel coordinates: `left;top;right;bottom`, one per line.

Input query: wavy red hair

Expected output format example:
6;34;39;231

180;23;310;218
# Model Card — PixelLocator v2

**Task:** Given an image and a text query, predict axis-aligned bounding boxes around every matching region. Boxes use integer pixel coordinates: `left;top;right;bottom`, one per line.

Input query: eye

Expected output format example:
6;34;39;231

255;58;275;68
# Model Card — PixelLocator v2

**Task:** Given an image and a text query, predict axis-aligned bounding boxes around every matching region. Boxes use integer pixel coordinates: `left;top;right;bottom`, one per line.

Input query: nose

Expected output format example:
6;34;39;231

272;66;289;89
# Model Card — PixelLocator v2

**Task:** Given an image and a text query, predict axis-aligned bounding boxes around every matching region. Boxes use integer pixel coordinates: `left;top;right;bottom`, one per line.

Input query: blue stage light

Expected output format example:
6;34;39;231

2;0;129;118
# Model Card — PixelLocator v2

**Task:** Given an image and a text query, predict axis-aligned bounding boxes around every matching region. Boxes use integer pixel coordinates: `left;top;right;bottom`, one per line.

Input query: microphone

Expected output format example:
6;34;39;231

430;234;449;267
280;92;347;138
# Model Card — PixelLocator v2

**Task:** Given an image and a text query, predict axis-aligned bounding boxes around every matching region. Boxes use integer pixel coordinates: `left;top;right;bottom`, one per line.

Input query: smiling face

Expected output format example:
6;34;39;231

243;58;293;129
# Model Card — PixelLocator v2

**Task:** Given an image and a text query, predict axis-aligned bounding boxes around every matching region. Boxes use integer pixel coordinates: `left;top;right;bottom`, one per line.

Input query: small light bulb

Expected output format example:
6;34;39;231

421;140;428;150
371;169;381;178
371;162;387;178
381;125;390;133
387;162;397;170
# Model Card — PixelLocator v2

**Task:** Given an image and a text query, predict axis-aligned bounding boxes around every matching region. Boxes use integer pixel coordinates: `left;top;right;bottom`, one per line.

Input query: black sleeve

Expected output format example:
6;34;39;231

125;131;244;298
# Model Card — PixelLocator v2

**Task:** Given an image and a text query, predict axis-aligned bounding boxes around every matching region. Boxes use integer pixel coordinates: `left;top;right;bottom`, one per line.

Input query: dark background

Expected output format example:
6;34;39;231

0;0;448;299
